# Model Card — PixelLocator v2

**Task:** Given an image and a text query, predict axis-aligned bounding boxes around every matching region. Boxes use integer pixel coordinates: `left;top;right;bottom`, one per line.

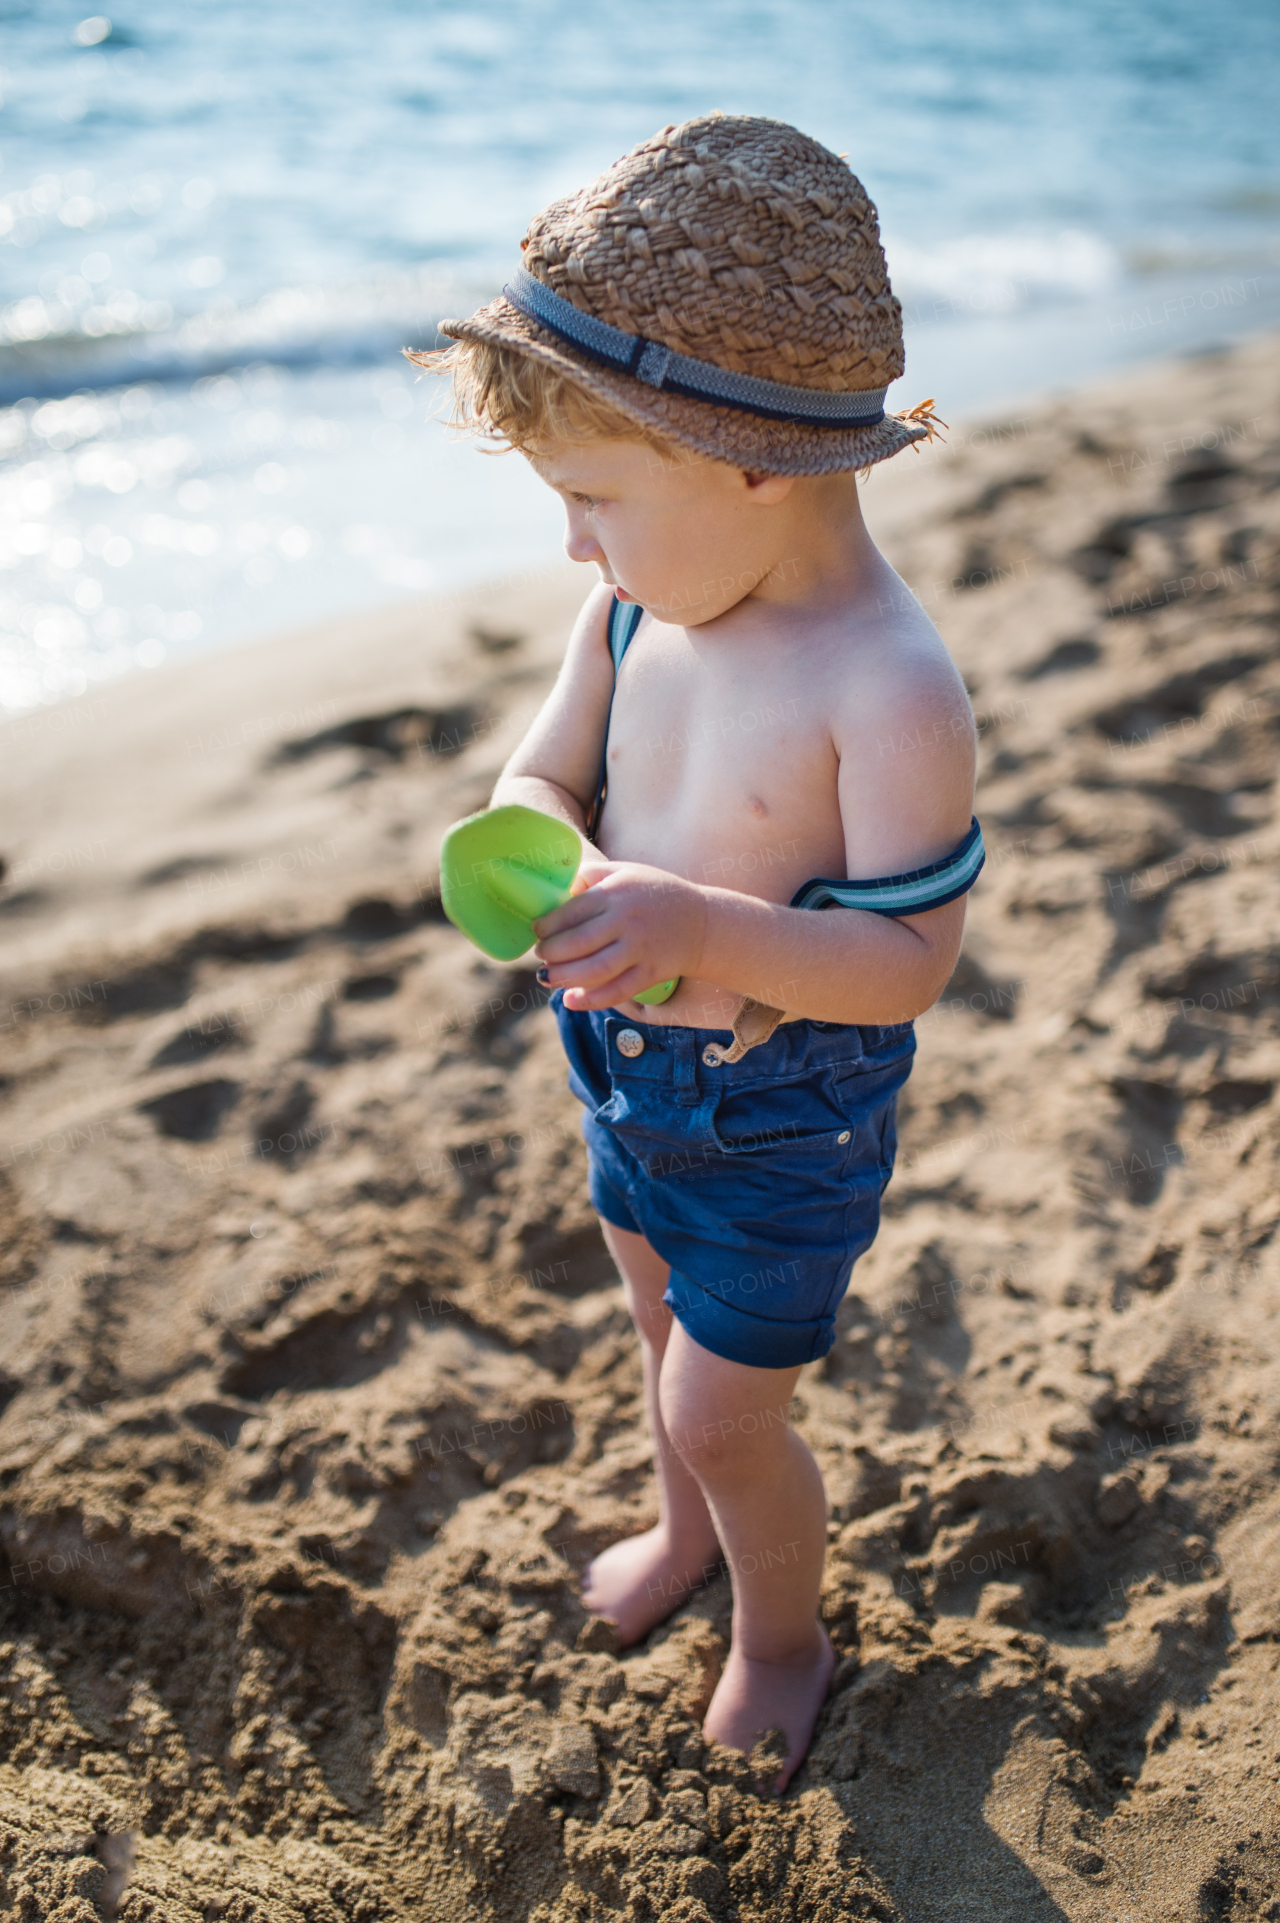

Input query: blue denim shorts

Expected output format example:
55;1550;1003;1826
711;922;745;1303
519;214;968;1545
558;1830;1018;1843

552;995;914;1370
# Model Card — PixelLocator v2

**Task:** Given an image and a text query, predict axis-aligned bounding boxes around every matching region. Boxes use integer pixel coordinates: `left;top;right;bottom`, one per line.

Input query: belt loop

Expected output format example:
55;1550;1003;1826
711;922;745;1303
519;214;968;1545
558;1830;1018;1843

672;1030;700;1105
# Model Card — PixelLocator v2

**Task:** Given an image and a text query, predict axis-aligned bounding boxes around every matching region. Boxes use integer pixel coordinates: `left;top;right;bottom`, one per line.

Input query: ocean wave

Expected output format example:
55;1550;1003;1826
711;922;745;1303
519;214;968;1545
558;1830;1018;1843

7;222;1278;409
0;233;1128;404
888;229;1122;317
1124;237;1280;276
0;268;490;405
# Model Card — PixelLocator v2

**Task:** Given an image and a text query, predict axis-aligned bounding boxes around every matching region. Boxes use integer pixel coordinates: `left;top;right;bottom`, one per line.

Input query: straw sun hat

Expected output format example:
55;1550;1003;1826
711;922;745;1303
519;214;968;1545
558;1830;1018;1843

432;112;939;476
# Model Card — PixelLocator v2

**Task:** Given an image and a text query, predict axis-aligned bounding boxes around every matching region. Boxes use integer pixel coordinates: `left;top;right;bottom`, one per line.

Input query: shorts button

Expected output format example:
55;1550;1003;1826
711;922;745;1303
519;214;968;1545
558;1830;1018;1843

616;1028;645;1059
701;1047;721;1068
837;1130;851;1144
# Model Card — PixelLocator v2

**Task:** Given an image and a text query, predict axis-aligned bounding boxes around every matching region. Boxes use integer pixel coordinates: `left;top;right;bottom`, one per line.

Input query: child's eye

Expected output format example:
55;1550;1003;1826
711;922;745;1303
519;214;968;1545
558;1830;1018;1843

570;491;602;509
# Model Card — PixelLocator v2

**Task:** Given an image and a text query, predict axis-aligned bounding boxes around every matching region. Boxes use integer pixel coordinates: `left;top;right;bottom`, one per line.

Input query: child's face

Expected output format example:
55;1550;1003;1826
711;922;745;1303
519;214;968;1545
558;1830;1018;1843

527;436;793;624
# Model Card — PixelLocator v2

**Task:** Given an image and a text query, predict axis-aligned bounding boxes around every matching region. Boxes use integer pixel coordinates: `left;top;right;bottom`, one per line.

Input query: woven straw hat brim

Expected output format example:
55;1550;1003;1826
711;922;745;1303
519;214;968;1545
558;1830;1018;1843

439;295;930;477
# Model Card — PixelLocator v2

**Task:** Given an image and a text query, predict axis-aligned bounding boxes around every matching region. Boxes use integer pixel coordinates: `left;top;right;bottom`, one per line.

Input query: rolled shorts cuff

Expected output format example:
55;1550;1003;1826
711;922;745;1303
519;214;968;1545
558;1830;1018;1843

664;1271;835;1370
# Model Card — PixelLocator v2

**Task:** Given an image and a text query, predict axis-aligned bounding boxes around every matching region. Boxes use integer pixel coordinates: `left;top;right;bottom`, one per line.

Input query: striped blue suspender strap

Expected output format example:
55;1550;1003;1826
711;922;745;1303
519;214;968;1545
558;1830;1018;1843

588;594;985;913
790;816;985;916
608;594;646;674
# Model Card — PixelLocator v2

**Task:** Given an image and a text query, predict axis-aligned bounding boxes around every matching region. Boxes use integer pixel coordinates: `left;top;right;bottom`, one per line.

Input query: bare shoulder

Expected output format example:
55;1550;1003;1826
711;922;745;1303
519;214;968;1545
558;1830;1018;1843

497;580;616;810
565;578;616;666
539;579;617;724
832;564;977;876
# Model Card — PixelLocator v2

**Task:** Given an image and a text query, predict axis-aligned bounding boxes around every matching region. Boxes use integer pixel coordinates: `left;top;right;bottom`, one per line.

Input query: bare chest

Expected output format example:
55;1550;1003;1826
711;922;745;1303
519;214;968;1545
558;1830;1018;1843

596;627;849;899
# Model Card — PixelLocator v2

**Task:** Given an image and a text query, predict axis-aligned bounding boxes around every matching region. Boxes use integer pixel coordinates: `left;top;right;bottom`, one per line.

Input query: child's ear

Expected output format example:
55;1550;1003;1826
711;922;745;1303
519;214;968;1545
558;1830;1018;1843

743;471;794;504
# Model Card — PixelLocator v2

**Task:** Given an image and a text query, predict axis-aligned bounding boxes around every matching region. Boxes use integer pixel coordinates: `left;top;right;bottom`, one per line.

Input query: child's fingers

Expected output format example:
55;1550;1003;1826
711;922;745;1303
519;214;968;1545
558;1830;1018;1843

563;965;648;1011
538;939;633;993
570;854;615;896
559;984;629;1011
533;891;609;940
536;892;632;960
534;916;615;965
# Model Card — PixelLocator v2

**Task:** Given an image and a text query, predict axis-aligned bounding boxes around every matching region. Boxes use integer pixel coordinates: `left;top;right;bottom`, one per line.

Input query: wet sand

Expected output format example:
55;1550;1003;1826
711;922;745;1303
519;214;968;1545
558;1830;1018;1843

1;330;1279;1922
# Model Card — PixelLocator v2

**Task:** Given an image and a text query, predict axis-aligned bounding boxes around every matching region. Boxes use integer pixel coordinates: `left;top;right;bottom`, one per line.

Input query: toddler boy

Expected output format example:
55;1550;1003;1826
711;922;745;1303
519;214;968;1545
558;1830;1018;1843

415;113;980;1791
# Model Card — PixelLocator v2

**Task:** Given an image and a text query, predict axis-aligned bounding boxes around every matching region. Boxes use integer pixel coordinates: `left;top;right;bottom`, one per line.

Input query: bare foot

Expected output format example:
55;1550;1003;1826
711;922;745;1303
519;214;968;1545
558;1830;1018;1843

702;1624;835;1793
582;1525;723;1646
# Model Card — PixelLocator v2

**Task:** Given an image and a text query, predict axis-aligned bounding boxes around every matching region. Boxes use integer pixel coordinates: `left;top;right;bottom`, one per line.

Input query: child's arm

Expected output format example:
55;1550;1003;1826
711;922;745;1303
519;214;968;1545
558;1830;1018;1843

532;663;976;1025
488;581;616;843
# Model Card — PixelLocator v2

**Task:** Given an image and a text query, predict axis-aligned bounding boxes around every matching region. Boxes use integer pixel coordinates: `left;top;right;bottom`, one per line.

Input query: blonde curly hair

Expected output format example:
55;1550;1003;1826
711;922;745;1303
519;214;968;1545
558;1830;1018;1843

406;335;672;455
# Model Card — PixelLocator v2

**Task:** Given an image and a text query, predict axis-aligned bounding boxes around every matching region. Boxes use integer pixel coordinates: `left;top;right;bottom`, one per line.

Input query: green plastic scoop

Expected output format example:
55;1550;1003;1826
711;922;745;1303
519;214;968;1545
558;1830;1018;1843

438;804;678;1006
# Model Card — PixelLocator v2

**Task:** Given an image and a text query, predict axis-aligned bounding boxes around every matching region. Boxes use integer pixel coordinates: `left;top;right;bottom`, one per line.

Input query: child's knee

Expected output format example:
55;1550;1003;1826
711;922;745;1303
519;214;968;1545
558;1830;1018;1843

659;1376;792;1477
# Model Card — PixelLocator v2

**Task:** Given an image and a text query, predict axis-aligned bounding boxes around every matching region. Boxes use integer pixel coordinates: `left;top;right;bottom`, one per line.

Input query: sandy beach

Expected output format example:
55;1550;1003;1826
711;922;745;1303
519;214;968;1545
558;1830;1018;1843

2;329;1279;1922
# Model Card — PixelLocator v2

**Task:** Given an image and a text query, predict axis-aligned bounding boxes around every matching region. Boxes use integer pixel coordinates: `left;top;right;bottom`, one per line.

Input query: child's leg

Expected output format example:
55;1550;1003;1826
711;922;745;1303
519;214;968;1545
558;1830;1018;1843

581;1222;723;1644
659;1320;834;1792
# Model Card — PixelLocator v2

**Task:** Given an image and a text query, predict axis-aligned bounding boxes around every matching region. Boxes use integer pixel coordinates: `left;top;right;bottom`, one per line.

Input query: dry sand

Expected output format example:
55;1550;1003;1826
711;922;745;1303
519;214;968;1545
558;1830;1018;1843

1;330;1279;1922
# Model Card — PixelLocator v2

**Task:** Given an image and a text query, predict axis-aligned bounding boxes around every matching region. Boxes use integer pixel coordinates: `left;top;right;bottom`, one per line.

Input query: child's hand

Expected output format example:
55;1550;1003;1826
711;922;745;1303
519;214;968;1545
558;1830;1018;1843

533;856;706;1010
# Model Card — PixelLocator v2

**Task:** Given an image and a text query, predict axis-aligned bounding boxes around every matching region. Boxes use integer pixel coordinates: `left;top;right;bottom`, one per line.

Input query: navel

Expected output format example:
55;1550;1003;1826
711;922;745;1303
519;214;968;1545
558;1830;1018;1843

746;793;769;818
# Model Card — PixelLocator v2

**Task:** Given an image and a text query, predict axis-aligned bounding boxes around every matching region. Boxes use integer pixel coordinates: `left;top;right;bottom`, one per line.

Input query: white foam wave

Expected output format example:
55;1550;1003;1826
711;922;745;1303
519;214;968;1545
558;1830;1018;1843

889;229;1121;317
0;267;490;403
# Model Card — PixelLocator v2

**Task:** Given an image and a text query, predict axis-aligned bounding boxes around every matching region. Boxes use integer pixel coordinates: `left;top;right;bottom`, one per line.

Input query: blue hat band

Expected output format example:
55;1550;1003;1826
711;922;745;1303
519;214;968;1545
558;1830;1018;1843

502;267;889;431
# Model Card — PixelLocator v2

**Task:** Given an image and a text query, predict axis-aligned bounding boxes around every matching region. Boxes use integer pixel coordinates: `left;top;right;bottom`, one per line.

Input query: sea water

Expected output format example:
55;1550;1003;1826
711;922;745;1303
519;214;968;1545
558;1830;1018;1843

1;0;1277;713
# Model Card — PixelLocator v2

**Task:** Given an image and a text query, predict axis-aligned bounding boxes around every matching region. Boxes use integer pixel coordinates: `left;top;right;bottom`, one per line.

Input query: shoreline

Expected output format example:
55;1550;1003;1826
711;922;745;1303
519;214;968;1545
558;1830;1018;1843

3;327;1275;989
4;314;1279;729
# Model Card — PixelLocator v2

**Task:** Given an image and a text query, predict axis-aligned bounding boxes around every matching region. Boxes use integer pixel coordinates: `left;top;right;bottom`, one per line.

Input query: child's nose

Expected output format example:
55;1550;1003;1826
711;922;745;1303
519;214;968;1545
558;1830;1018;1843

563;516;603;566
